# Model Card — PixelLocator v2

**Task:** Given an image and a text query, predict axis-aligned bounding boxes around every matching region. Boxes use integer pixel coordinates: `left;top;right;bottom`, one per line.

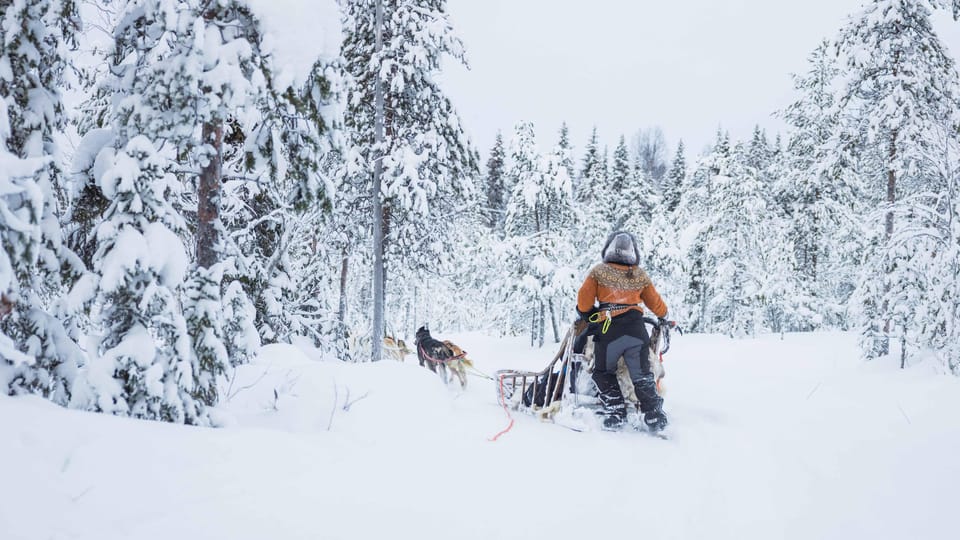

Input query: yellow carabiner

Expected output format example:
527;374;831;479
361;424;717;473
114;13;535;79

588;311;613;334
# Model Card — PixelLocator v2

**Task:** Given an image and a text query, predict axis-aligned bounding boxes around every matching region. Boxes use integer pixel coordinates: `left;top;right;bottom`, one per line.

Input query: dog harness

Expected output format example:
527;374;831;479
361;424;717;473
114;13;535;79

417;342;468;365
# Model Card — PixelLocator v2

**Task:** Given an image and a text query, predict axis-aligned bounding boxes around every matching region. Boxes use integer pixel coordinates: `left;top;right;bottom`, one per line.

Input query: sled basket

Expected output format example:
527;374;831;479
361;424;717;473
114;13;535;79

494;325;577;412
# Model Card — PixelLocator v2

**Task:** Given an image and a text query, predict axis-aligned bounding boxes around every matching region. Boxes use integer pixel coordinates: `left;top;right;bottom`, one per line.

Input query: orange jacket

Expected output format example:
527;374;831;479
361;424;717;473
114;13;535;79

577;263;668;320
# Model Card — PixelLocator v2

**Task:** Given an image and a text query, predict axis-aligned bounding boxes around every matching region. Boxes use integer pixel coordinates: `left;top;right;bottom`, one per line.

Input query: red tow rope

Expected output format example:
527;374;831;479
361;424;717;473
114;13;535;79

488;374;515;442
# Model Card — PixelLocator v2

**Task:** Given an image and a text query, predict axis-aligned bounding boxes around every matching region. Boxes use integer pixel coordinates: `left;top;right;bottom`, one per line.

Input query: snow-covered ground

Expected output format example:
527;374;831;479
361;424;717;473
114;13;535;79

2;331;959;540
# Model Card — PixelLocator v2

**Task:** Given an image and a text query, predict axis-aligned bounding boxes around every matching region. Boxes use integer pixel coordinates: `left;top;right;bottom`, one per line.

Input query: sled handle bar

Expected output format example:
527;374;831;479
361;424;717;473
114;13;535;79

641;317;682;355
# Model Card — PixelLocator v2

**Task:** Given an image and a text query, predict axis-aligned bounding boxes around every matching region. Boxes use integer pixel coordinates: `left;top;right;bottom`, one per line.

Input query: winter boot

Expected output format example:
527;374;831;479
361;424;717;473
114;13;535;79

592;370;626;430
643;408;668;432
633;374;667;431
603;415;625;431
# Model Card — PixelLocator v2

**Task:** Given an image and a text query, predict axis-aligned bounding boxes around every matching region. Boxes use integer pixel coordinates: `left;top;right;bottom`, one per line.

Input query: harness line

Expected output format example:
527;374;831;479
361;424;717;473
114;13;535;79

489;374;515;442
417;342;467;365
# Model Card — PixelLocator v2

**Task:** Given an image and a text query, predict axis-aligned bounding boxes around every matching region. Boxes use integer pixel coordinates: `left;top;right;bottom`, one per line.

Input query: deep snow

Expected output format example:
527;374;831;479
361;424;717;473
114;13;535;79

2;331;959;540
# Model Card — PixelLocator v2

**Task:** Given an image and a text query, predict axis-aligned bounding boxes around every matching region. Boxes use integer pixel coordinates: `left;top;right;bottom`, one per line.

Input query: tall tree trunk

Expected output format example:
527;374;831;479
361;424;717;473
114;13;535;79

371;0;385;362
549;299;560;343
412;286;418;338
197;120;222;269
886;133;897;240
900;334;906;370
880;129;898;357
529;306;536;348
338;248;349;352
538;301;546;348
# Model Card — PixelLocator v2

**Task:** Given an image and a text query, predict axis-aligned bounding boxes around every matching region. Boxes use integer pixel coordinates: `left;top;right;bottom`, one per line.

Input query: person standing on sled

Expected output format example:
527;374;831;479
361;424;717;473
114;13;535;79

576;231;670;431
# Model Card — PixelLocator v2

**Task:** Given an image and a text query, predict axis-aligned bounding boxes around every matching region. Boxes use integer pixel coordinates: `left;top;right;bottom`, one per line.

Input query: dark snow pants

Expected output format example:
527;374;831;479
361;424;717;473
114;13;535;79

590;311;662;419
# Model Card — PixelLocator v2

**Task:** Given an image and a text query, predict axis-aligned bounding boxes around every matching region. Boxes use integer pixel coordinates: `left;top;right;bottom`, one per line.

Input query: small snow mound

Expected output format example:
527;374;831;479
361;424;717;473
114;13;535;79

220;343;462;437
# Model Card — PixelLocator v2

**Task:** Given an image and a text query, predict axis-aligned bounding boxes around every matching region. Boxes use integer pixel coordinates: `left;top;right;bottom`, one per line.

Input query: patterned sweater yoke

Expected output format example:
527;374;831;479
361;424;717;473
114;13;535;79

589;264;651;291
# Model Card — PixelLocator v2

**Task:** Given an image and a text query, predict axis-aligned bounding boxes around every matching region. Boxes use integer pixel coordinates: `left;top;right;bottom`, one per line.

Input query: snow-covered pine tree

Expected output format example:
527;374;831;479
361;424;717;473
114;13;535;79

484;132;508;233
663;140;686;214
183;265;227;409
0;0;86;404
557;122;576;182
503;122;541;230
196;6;338;350
85;0;338;354
501;122;578;346
80;0;339;419
86;136;197;422
620;144;670;310
341;0;479;340
920;128;960;373
779;39;861;330
1;100;49;371
631;139;686;316
78;0;204;418
221;65;339;348
746;126;773;189
577;127;602;208
736;126;799;332
600;146;610;195
704;141;769;336
673;130;729;331
605;135;635;229
221;279;259;367
835;0;960;360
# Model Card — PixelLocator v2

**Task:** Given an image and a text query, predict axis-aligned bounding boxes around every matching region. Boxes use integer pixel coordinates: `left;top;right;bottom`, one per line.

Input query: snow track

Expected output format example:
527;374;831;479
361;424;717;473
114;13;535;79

2;332;959;539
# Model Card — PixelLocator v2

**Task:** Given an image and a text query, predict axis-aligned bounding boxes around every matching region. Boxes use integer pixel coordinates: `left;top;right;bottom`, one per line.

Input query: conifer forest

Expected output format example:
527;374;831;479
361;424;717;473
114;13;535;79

3;3;960;538
5;0;960;421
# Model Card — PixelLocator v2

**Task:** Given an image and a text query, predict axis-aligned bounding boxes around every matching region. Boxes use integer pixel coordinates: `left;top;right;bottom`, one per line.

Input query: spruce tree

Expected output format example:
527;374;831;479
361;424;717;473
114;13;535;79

673;130;730;331
87;136;197;422
780;40;860;329
606;135;634;228
0;0;86;403
705;142;769;336
484;132;507;233
663;140;686;214
78;0;338;419
342;0;478;337
577;127;602;207
836;0;960;360
557;122;576;181
502;122;578;346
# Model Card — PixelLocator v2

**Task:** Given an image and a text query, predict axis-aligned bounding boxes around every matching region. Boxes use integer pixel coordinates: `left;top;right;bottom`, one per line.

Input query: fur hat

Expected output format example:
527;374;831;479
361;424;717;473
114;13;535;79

601;231;640;266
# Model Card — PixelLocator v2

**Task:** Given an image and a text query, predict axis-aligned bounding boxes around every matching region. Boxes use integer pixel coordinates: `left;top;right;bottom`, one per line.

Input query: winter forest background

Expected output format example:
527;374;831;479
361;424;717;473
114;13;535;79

3;0;960;426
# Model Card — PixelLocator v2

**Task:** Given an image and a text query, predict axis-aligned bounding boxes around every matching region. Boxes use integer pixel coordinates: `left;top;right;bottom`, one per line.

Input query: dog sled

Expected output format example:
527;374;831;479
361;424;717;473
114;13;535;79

494;316;678;428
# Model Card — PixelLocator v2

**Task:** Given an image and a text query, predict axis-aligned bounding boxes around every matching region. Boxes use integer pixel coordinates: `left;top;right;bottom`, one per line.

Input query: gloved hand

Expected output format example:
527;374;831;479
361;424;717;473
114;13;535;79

577;309;591;322
659;317;683;335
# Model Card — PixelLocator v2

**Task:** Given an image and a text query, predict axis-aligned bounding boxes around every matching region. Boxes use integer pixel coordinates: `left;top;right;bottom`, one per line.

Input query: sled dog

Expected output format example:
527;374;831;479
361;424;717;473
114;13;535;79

383;336;412;362
415;326;472;389
441;340;474;389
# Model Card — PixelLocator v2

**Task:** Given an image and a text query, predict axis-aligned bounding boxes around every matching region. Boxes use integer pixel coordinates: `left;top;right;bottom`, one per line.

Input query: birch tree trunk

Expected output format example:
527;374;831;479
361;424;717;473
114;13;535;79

371;0;385;362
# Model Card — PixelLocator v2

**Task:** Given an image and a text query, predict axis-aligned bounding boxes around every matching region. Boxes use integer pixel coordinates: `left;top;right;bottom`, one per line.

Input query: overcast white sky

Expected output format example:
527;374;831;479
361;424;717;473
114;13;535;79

439;0;960;161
